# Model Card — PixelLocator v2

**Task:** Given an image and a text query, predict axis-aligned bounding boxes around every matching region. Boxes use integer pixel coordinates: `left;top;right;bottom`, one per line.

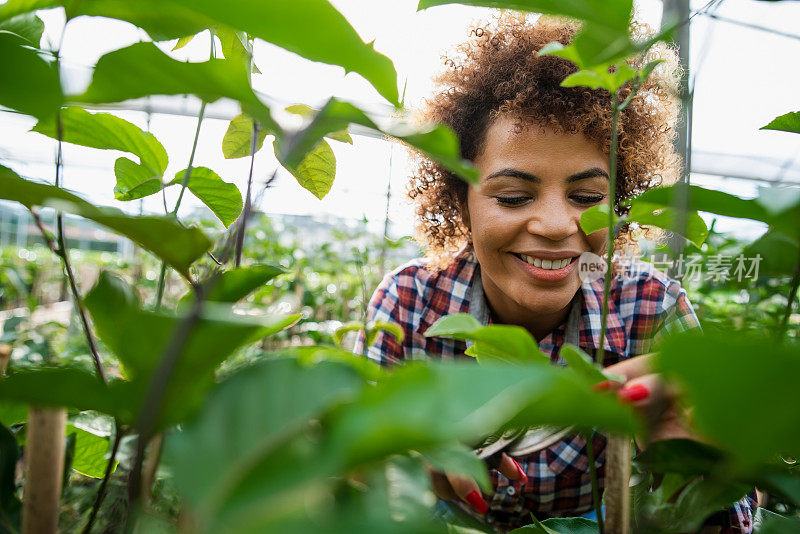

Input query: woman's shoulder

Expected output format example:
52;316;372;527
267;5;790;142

377;249;478;304
611;256;690;311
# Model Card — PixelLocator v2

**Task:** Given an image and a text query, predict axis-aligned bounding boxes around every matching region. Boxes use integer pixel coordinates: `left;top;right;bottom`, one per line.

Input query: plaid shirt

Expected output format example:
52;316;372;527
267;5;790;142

354;248;754;532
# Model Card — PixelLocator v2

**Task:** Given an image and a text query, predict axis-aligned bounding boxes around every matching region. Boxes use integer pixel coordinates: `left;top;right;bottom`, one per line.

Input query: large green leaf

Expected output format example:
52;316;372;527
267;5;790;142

627;185;771;225
180;264;284;305
579;203;619;235
626;201;709;248
166;357;364;527
67;425;115;479
0;12;44;45
559;344;624;384
83;272;301;427
758;509;800;534
286;139;336;200
510;517;600;533
424;313;548;365
761;111;800;135
73;42;279;134
277;98;478;184
657;331;800;466
418;0;645;69
221;114;268;159
326;360;638;469
0;368;135;422
0;166;211;277
166;0;399;106
32;106;169;201
169;167;243;227
0;31;62;119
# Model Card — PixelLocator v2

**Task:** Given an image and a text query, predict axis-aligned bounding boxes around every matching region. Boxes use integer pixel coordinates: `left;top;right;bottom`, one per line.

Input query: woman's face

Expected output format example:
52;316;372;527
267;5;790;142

464;116;609;337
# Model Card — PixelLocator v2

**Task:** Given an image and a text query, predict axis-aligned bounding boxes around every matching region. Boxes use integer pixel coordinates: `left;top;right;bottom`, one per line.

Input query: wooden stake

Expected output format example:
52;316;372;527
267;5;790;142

22;406;66;534
604;435;631;534
0;343;11;375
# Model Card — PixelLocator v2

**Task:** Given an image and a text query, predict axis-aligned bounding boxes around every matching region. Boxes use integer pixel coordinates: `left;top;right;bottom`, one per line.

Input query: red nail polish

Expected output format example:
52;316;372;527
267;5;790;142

465;490;489;514
617;383;649;403
592;380;613;391
512;458;528;485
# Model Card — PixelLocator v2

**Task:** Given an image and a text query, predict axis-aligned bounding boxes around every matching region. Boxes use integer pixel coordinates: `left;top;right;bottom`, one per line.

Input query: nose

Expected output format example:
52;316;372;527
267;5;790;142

525;196;580;242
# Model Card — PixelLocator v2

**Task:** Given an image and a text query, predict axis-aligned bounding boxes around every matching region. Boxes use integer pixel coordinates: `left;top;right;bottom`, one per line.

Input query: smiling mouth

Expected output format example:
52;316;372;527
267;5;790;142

511;253;578;270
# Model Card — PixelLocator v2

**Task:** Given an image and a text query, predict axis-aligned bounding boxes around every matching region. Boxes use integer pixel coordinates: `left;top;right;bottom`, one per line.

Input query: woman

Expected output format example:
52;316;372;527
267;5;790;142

354;14;754;533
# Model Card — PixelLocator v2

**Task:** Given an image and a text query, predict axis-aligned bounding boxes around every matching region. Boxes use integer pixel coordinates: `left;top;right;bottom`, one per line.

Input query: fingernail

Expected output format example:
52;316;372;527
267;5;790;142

617;383;649;403
465;490;489;514
512;458;528;485
592;380;613;391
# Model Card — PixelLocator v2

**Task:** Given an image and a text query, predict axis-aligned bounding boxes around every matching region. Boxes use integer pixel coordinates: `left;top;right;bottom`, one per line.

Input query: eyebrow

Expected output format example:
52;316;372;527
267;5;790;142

485;167;609;183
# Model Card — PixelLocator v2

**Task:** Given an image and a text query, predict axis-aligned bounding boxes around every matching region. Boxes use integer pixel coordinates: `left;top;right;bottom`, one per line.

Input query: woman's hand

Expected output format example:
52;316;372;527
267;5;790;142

601;353;697;444
427;453;527;514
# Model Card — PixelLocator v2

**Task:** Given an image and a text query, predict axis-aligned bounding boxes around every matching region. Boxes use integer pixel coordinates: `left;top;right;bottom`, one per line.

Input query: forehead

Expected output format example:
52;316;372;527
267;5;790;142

477;116;608;172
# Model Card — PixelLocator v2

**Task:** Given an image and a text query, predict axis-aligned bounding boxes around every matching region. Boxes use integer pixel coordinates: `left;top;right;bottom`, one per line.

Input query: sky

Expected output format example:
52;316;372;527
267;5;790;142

1;0;799;241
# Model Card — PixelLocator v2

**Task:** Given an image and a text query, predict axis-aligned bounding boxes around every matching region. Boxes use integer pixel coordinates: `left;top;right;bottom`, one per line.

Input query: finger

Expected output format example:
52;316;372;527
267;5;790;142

603;352;657;381
496;453;527;485
617;373;664;407
445;472;488;514
427;467;457;500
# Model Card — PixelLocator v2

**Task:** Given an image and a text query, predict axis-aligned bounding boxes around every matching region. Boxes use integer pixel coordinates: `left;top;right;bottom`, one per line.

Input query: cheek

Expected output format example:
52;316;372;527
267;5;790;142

586;230;607;254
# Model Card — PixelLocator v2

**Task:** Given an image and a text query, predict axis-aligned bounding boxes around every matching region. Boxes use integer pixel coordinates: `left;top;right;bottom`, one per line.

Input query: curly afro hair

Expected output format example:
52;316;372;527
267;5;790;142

407;14;682;270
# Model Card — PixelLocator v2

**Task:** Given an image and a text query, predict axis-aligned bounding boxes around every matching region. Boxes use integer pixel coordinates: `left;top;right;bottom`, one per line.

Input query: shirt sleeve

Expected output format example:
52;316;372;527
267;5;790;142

352;270;408;367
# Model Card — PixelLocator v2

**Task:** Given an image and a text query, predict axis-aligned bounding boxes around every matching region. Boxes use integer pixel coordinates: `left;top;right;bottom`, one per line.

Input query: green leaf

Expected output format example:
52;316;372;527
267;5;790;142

32;106;169;201
418;0;639;69
327;360;638;469
657;331;800;466
113;157;163;201
756;186;800;217
83;272;301;427
222;114;269;159
167;0;399;106
74;42;279;134
0;31;62;119
217;27;259;73
0;0;59;25
559;344;624;384
169;167;243;227
0;12;44;45
0;368;135;422
580;204;618;235
286;104;353;144
286;345;385;382
633;438;726;477
561;69;609;90
0;423;21;532
180;264;284;305
510;517;600;533
366;321;404;347
761;111;800;135
420;442;490;492
278;98;478;184
0;403;27;427
627;184;771;224
424;313;549;365
166;358;364;521
743;230;797;276
626;201;709;248
285;139;337;200
334;321;364;347
0;166;211;277
67;425;115;479
172;34;196;50
758;509;800;534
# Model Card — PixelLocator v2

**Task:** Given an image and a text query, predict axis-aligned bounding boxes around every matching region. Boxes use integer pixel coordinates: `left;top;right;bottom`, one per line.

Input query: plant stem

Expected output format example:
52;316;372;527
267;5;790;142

234;123;259;267
597;90;619;368
585;431;605;533
778;244;800;341
82;426;123;534
46;21;107;385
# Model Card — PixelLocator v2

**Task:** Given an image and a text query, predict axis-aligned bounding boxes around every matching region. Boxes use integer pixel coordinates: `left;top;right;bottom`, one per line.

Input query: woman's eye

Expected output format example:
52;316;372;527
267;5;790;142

572;194;606;205
493;196;531;206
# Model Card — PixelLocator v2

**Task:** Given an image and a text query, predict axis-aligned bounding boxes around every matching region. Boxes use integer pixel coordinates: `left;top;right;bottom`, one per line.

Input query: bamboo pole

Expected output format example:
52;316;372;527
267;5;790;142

604;435;631;534
22;406;67;534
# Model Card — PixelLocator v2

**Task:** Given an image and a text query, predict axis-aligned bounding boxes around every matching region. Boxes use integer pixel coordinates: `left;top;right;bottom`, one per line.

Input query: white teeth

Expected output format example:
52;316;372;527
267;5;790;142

518;254;573;270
